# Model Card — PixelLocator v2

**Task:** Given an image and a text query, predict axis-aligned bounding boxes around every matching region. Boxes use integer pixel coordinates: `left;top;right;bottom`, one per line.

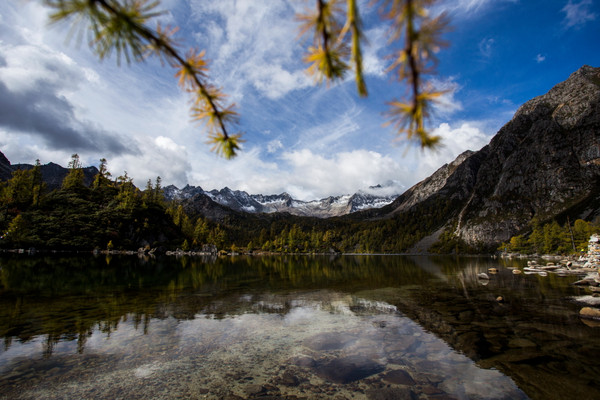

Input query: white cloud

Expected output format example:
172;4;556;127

189;0;311;100
110;136;191;188
0;42;83;93
362;26;390;77
185;146;409;201
429;76;463;116
411;122;492;181
535;53;546;63
478;37;495;58
439;0;519;15
295;110;361;153
561;0;597;28
186;146;282;194
279;149;406;200
155;136;185;153
267;139;283;153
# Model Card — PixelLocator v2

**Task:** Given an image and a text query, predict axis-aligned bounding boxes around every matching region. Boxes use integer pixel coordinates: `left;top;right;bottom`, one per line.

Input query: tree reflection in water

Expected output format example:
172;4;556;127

0;254;597;399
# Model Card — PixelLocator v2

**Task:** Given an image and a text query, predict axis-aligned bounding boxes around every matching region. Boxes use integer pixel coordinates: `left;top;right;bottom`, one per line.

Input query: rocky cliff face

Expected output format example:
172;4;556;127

0;151;12;181
382;65;600;249
456;65;600;245
389;150;475;215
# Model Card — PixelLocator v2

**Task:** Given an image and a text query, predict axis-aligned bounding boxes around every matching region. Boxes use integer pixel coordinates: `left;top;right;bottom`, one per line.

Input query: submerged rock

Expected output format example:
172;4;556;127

381;369;416;385
366;387;418;400
303;332;357;351
314;355;385;384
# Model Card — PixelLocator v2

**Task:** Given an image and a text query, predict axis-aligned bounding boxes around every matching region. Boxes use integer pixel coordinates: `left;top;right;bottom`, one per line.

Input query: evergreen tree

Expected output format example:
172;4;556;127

115;171;138;211
31;159;45;206
92;158;112;189
6;214;29;246
62;154;85;190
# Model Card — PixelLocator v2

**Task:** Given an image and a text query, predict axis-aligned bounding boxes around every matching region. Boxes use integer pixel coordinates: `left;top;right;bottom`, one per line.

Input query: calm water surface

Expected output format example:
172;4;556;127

0;254;598;399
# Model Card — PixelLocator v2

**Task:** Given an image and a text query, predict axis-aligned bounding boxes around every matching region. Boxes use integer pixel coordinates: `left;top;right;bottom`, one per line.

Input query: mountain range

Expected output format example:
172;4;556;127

162;184;400;218
0;153;399;218
1;65;599;252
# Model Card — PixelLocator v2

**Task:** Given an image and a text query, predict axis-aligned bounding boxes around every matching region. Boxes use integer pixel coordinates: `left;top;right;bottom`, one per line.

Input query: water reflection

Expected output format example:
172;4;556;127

0;255;598;399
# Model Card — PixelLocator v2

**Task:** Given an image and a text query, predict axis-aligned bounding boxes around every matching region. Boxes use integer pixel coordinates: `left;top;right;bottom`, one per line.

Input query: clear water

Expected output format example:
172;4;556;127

0;254;598;399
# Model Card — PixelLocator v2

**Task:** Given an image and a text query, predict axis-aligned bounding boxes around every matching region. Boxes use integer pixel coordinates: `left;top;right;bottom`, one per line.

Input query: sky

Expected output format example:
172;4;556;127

0;0;598;201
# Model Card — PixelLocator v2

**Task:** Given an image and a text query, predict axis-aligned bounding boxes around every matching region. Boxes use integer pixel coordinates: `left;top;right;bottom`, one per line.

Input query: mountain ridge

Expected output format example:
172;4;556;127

364;64;600;250
163;184;400;218
1;65;598;252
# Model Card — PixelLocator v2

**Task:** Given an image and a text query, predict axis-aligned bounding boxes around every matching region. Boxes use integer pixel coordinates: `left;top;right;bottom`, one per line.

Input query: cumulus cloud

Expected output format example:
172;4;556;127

185;145;409;201
0;40;136;156
279;149;405;200
109;136;191;188
535;54;546;63
411;122;492;181
561;0;597;29
186;146;282;194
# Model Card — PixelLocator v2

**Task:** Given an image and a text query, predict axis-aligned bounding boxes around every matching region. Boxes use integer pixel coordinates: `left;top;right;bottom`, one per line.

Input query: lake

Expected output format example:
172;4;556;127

0;254;598;399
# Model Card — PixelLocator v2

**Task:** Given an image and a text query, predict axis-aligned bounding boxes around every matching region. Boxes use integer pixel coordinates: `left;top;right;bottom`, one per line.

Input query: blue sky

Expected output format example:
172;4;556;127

0;0;598;200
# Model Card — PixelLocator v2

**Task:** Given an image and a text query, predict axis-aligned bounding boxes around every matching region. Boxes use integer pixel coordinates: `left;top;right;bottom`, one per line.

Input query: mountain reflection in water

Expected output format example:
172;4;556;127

0;254;598;399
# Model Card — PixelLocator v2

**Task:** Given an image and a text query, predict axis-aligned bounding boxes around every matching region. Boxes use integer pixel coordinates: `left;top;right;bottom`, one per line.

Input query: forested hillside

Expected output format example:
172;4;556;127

0;153;458;253
1;151;597;255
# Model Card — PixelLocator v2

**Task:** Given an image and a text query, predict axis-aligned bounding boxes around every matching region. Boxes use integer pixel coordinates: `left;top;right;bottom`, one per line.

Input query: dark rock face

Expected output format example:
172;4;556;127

381;65;600;248
457;65;600;245
0;151;12;181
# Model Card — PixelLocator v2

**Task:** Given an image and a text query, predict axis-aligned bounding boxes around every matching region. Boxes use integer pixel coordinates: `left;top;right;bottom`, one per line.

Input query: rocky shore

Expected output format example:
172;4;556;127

501;252;600;323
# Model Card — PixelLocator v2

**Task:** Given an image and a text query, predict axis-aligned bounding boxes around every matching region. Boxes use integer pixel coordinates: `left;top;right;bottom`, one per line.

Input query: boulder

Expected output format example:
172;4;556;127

580;307;600;320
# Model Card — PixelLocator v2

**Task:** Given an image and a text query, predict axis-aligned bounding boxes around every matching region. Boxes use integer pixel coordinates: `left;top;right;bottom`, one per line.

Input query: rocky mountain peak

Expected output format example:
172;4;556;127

450;65;599;247
374;65;600;251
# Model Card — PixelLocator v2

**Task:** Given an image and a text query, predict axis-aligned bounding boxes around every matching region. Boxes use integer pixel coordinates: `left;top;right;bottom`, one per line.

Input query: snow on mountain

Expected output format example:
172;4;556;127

162;185;400;218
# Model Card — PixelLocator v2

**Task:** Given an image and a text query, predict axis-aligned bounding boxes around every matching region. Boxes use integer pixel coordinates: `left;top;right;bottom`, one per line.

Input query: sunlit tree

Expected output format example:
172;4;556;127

115;170;138;211
44;0;450;156
62;153;85;190
92;158;113;189
6;214;29;246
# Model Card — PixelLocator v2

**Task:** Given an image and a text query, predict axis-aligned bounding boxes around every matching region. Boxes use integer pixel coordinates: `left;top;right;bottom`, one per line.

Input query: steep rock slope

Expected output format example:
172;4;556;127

378;65;600;249
456;65;600;245
389;150;476;215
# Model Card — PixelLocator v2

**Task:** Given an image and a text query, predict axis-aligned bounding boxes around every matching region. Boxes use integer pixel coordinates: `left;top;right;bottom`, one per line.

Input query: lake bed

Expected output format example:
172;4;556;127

0;255;598;399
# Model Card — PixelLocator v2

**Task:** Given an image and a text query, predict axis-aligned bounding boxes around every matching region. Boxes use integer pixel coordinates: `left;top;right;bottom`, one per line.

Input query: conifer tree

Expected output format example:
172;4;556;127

44;0;450;155
92;158;113;189
62;154;85;190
